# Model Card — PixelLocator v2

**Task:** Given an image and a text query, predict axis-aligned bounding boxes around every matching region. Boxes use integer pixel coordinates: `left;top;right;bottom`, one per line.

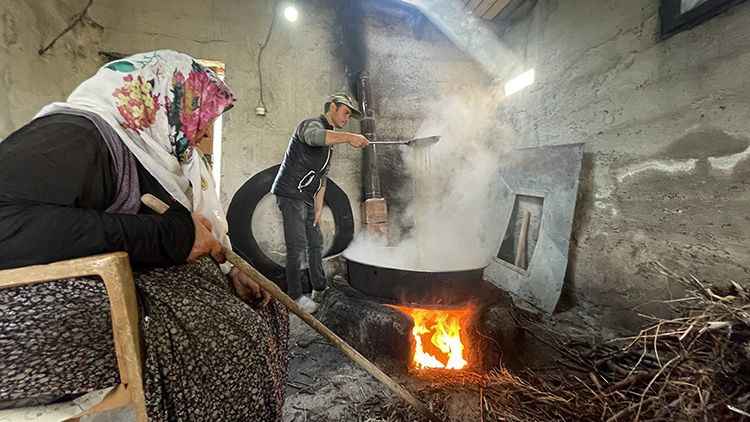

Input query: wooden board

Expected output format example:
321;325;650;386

482;0;512;19
466;0;485;11
464;0;512;20
475;0;500;17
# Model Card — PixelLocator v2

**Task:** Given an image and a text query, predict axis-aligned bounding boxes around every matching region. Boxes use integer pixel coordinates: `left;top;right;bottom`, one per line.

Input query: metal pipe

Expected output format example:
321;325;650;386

358;73;382;199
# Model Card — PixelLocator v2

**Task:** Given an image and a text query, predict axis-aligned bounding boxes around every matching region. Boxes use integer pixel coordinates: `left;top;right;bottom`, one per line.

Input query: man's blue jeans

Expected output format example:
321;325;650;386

276;195;326;299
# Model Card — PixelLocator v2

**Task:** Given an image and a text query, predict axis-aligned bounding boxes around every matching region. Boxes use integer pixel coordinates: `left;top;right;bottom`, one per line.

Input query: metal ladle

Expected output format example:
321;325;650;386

369;135;441;147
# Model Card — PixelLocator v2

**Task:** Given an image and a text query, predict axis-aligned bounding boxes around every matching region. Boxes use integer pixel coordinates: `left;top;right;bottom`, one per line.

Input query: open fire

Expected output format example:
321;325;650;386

392;306;472;370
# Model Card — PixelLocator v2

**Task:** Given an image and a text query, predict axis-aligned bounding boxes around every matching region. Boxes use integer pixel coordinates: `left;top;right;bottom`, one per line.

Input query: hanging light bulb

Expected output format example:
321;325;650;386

283;5;299;22
257;2;300;117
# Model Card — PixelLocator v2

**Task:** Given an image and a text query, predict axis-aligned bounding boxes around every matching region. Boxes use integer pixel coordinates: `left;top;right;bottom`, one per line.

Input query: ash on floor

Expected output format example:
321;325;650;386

282;314;397;422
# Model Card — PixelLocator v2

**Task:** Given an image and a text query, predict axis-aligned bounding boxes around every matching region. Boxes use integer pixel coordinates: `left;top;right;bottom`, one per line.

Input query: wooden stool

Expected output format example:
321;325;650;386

0;252;147;422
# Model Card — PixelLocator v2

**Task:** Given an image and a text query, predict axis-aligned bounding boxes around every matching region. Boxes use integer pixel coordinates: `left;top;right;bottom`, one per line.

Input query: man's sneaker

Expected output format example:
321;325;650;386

311;289;327;303
295;295;318;314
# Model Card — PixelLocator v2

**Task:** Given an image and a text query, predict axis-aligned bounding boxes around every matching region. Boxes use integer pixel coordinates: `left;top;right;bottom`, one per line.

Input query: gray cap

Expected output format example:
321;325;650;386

325;93;362;119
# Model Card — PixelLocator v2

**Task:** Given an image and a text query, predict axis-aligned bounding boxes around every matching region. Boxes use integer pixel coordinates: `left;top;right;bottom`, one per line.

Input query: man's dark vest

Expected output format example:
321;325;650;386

271;115;333;204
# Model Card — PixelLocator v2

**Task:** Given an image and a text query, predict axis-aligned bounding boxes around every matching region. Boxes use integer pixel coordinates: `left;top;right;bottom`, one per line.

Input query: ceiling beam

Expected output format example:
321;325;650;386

466;0;484;11
475;0;500;17
482;0;512;19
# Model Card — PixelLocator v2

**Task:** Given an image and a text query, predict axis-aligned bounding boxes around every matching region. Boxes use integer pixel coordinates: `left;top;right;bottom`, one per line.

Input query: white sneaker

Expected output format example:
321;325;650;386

295;295;318;314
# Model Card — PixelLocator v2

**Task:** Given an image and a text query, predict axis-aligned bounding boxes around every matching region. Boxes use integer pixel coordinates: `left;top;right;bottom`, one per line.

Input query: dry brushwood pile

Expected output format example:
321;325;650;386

354;263;750;422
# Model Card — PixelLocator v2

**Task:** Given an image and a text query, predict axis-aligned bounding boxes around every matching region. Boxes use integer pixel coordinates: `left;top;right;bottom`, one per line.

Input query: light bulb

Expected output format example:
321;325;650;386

283;6;299;22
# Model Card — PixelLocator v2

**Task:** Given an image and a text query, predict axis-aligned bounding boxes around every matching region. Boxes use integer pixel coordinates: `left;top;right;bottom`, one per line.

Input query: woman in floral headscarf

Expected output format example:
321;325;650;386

0;51;288;421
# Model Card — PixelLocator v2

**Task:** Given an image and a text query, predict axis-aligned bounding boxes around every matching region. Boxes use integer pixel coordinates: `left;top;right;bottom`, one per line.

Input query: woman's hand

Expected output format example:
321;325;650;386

187;213;226;263
230;267;271;306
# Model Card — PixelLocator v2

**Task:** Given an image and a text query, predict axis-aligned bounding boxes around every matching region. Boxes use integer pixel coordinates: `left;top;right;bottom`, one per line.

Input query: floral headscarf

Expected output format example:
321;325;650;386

38;50;236;248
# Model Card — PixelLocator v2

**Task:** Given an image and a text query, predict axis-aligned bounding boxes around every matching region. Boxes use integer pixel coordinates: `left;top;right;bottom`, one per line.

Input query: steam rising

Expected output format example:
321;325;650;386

344;93;510;271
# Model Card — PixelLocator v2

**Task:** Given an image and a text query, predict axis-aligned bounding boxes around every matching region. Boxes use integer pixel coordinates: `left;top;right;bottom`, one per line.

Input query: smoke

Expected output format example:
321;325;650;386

345;90;512;271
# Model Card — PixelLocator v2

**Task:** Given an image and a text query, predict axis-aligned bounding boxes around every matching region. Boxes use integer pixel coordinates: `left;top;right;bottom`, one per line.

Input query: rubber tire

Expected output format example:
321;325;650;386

227;164;354;284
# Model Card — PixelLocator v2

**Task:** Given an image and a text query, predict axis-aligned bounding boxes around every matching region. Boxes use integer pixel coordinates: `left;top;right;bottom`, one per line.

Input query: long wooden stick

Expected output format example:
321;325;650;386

514;210;531;269
141;194;440;421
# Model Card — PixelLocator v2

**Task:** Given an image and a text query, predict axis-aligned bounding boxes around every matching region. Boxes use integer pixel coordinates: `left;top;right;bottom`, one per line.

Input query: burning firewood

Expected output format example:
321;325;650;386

347;262;750;422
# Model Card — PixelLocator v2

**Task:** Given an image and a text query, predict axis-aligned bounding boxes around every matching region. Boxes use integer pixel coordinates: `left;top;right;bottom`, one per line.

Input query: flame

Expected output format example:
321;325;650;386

394;306;470;370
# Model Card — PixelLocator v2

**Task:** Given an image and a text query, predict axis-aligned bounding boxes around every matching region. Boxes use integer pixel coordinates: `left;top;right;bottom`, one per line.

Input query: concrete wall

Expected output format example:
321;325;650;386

0;0;104;134
496;0;750;331
358;0;490;239
2;0;358;204
0;0;361;263
0;0;487;273
362;1;489;139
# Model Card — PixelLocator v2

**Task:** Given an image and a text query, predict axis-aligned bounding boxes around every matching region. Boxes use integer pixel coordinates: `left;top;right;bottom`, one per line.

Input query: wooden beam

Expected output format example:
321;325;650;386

466;0;484;12
514;210;531;269
482;0;512;19
475;0;499;17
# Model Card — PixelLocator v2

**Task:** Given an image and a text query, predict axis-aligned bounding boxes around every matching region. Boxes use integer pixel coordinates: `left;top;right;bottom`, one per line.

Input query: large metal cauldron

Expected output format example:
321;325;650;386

344;250;485;307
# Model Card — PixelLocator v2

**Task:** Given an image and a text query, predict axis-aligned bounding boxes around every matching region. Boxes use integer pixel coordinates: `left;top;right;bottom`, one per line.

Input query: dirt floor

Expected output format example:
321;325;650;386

281;265;750;421
280;301;574;422
282;314;394;422
281;308;546;422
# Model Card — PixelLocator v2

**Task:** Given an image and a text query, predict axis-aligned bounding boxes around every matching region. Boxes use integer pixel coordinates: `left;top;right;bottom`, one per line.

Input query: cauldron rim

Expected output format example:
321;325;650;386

343;252;487;306
342;249;487;275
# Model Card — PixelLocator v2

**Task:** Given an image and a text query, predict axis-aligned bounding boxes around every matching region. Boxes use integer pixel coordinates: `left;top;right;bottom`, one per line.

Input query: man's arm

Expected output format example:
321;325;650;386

314;178;326;227
301;121;369;148
324;130;369;148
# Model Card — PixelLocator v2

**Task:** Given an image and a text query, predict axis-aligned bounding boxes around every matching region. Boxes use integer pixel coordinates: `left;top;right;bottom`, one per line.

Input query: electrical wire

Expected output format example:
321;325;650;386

257;0;279;112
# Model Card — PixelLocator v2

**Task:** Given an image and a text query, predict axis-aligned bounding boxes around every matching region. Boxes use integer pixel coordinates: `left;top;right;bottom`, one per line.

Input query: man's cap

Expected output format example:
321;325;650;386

326;93;362;119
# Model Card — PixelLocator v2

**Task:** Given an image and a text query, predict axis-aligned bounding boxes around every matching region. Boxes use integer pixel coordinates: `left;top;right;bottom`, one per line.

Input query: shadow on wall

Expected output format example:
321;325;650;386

557;152;596;313
616;128;750;183
566;127;750;331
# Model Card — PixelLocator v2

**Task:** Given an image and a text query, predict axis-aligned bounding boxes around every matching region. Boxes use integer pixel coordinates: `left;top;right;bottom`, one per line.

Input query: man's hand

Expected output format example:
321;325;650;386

230;267;271;306
314;181;326;227
187;213;226;263
313;208;322;227
348;133;369;148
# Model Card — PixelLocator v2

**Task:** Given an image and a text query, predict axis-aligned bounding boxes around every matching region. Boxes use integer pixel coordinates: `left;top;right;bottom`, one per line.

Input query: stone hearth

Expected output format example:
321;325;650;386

315;279;522;372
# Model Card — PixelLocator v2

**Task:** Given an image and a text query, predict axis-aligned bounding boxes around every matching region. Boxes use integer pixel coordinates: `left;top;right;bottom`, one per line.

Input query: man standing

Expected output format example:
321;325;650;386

271;93;369;313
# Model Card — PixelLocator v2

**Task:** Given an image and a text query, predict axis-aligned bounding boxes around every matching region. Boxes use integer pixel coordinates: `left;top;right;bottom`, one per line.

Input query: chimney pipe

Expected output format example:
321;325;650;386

358;73;382;199
337;1;388;237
